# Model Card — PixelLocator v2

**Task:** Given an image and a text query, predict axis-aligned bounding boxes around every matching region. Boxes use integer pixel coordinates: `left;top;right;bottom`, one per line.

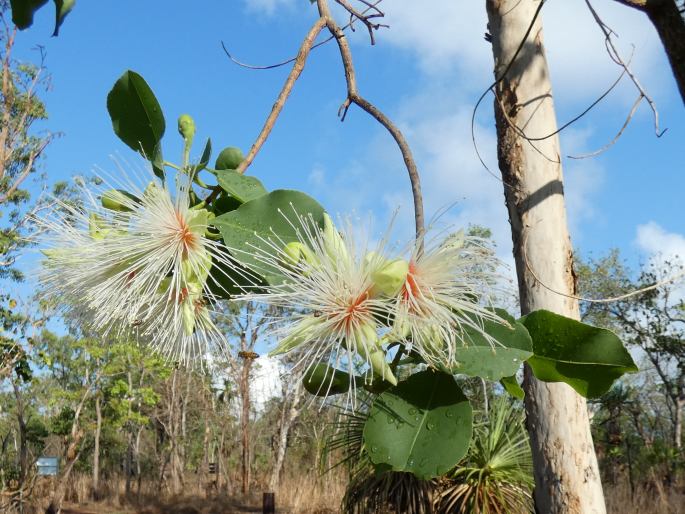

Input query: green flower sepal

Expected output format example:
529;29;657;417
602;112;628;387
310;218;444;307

369;253;409;297
352;322;398;386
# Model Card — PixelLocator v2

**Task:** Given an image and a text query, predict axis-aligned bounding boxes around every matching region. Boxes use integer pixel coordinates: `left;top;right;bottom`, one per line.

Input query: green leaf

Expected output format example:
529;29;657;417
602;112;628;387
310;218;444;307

448;309;532;381
211;195;242;216
205;247;267;300
521;309;638;398
10;0;48;30
107;70;166;161
363;370;472;480
500;375;525;400
52;0;74;36
193;138;212;173
211;190;326;285
216;169;267;204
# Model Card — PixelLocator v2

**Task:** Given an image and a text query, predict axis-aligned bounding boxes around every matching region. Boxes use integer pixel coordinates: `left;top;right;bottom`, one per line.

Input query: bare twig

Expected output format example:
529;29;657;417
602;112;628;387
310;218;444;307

216;0;423;246
334;0;388;45
502;60;629;145
234;18;327;176
221;0;385;71
585;0;665;138
473;0;664;192
316;0;425;244
568;92;643;159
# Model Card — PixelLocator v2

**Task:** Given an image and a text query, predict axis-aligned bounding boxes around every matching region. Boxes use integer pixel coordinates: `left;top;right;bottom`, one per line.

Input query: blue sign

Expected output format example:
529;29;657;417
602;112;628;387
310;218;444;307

36;457;59;476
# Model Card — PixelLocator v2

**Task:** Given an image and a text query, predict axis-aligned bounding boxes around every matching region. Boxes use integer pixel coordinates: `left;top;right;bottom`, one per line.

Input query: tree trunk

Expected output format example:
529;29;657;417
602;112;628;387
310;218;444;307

135;427;143;498
11;380;27;489
92;395;102;499
675;396;684;450
486;1;606;512
615;0;685;104
268;383;303;491
169;369;183;495
201;400;211;495
217;431;226;492
125;369;134;496
239;334;253;496
46;376;94;514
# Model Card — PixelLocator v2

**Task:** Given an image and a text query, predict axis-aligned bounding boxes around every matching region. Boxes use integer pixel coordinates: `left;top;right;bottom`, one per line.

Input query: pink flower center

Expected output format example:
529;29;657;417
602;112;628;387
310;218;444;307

175;210;198;257
402;261;421;301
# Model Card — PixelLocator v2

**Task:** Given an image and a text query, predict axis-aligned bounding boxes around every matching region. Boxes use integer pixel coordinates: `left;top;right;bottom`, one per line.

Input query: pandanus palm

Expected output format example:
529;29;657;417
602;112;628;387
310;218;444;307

326;394;533;514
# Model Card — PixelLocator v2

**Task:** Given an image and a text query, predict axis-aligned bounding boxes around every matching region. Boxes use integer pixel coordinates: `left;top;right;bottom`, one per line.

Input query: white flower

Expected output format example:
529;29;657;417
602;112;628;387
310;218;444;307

34;163;248;364
238;212;398;390
391;229;507;369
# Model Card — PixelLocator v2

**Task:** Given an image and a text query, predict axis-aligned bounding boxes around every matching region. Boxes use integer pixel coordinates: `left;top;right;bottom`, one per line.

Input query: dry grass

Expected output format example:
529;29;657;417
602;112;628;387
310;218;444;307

4;470;347;514
8;472;685;513
605;481;685;514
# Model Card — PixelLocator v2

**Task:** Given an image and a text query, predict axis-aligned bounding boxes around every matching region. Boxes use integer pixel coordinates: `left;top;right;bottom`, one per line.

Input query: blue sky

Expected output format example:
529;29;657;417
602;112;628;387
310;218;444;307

9;0;685;289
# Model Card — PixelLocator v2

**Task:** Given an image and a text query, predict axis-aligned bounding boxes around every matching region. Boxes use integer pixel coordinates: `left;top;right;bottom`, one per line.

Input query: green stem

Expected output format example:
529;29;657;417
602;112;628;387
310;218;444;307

164;161;182;171
193;174;210;189
204;185;223;207
182;140;191;169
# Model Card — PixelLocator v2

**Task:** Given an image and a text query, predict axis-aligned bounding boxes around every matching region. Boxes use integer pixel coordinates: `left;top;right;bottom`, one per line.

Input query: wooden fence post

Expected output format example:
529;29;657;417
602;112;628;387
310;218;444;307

263;491;275;514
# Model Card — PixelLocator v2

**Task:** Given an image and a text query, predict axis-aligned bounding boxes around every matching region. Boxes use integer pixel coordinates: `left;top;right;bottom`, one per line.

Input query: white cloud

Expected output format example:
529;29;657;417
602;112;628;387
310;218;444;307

251;356;284;410
243;1;669;104
380;1;490;82
378;0;667;103
243;0;295;16
635;222;685;303
543;0;667;101
308;165;326;187
636;222;685;264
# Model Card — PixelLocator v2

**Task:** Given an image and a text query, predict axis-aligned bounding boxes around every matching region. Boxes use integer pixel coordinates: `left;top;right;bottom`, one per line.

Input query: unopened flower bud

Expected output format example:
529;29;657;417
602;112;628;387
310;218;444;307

353;322;397;386
177;114;196;143
270;317;320;356
303;363;351;396
101;189;137;212
282;241;319;268
370;254;409;297
180;281;202;336
322;213;348;264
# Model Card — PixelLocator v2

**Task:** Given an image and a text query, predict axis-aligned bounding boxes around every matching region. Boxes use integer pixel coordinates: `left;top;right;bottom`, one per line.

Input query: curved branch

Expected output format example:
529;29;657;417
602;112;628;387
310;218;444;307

235;18;327;176
317;0;425;244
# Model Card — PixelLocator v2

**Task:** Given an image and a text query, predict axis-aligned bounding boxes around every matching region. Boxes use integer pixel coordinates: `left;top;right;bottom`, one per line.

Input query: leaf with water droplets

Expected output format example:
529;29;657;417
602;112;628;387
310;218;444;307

446;309;532;381
521;309;638;398
363;370;472;480
216;168;267;204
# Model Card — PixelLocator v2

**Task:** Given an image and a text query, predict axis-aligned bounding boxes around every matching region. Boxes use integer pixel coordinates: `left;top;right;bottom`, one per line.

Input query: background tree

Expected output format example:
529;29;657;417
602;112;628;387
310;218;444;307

578;250;685;486
0;0;53;386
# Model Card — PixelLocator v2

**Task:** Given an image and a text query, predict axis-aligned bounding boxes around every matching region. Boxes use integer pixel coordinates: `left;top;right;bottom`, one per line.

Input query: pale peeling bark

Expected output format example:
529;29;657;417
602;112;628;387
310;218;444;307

92;395;102;499
486;1;606;512
268;382;304;491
